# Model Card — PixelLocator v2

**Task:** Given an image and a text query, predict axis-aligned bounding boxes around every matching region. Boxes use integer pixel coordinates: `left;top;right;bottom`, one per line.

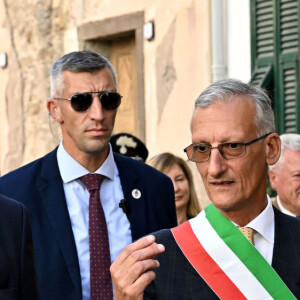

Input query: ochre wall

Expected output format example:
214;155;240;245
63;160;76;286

0;0;212;207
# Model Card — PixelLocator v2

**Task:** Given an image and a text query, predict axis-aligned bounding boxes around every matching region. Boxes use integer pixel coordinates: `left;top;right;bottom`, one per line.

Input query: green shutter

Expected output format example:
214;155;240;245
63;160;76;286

251;0;300;134
256;0;275;59
278;60;300;133
251;65;273;87
280;0;298;54
250;0;274;78
276;0;300;133
282;66;297;132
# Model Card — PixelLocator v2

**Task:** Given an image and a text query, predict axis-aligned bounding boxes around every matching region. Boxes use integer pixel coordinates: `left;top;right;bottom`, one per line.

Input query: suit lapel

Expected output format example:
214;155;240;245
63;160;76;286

272;207;300;292
114;154;147;241
38;149;82;293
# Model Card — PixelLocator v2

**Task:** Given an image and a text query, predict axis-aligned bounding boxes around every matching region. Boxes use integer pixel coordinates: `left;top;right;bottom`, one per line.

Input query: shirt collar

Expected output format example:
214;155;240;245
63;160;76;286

57;141;115;183
277;196;296;217
246;195;274;244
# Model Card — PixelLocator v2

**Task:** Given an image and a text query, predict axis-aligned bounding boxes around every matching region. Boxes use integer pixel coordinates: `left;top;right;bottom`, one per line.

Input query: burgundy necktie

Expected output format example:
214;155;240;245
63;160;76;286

81;174;113;300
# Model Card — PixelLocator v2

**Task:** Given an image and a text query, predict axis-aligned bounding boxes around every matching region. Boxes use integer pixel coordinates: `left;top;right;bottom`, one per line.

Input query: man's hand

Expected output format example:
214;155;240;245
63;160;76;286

110;235;165;300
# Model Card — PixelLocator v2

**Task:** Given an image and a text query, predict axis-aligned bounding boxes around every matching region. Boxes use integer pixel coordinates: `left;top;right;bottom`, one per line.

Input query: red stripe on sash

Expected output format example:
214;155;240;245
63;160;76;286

172;221;246;300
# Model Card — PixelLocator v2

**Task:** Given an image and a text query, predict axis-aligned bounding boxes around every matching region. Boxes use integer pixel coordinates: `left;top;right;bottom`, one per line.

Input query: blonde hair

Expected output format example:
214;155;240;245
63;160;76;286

148;152;201;217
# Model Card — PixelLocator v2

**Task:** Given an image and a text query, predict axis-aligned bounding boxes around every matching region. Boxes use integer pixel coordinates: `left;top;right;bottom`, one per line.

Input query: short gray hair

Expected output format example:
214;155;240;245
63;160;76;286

269;133;300;170
193;78;275;136
50;50;117;98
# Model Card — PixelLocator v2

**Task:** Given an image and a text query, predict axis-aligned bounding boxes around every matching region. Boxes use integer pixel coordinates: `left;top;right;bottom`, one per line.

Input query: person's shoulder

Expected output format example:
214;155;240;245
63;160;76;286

0;193;23;207
0;193;25;216
274;206;300;231
284;213;300;229
0;148;57;182
151;228;186;262
152;228;173;237
151;228;175;245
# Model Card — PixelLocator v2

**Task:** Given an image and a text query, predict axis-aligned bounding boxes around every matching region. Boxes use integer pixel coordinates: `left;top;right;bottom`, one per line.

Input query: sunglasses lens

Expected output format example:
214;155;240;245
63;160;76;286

71;93;93;112
100;92;121;110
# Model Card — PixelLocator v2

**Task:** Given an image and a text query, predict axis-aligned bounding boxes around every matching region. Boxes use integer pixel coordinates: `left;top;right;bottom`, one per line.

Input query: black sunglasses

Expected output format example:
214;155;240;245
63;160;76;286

54;91;122;112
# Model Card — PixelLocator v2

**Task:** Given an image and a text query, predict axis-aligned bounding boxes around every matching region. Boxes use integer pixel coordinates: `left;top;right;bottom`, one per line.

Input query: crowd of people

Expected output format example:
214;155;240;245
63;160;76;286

0;50;299;300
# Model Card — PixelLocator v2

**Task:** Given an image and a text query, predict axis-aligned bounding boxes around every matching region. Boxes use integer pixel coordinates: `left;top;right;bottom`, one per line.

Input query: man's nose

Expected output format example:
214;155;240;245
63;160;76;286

88;95;105;120
207;147;227;177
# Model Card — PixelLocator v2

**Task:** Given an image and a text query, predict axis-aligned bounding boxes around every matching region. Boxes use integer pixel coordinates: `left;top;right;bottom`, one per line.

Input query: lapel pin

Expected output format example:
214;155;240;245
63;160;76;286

132;189;141;199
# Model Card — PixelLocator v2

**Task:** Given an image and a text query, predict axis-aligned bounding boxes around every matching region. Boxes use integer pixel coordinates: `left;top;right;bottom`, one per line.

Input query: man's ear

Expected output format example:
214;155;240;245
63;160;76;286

266;133;281;166
47;99;63;123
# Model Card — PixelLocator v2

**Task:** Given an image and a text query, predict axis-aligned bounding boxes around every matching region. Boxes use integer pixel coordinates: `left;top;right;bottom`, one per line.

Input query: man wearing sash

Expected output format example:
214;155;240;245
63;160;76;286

110;79;300;299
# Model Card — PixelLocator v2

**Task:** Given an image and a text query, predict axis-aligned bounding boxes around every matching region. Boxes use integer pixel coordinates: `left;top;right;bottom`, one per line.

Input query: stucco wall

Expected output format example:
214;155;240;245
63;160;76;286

0;0;69;172
0;0;212;206
227;0;251;82
77;0;212;158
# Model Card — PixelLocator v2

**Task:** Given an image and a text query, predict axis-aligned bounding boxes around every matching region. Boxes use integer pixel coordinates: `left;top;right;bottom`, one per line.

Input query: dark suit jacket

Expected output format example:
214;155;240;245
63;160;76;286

145;207;300;299
0;148;177;300
0;194;39;300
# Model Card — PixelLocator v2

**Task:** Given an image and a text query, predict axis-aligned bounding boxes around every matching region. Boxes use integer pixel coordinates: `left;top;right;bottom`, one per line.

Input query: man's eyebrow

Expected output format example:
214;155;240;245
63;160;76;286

192;141;210;145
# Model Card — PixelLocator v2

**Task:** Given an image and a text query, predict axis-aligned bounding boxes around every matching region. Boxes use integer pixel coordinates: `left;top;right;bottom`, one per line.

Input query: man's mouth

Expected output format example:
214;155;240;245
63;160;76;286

86;127;108;136
210;181;234;185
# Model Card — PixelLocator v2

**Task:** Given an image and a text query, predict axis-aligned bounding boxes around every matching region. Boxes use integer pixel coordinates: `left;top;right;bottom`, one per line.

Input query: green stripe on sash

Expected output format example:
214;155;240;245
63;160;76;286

205;204;296;300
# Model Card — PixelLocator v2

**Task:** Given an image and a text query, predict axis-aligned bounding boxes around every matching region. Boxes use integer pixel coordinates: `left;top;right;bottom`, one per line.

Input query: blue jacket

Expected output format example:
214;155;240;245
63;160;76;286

0;193;39;299
0;148;177;300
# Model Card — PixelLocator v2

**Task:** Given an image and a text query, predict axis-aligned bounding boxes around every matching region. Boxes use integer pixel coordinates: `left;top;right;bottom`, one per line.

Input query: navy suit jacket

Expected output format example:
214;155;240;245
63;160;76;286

0;194;39;300
145;207;300;299
0;148;177;300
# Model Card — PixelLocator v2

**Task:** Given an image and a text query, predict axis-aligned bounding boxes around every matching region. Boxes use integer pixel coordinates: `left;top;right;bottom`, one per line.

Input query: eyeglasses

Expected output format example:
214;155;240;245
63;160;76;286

53;91;122;112
184;132;272;163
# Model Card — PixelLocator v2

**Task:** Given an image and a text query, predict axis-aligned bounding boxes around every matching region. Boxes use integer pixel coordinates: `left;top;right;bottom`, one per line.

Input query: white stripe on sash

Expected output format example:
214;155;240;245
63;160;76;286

189;211;272;299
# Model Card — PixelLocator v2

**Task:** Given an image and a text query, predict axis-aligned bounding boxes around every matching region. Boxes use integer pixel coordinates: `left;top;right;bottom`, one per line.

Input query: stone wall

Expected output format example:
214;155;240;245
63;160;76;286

0;0;67;172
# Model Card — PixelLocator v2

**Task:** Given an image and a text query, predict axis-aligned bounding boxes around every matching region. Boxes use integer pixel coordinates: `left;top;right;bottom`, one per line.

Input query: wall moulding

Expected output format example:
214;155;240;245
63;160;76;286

77;11;145;141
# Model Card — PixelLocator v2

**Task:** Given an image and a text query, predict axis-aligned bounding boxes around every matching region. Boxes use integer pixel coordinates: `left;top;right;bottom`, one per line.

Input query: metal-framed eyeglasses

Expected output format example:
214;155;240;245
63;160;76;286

184;132;272;163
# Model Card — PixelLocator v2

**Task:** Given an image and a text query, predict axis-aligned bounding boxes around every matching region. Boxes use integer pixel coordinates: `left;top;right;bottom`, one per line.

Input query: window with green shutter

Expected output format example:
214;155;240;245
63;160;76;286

250;0;300;134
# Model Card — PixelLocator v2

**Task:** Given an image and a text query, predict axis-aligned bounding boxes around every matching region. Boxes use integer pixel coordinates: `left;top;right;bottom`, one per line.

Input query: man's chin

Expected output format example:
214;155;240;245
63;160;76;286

208;194;236;211
83;141;110;156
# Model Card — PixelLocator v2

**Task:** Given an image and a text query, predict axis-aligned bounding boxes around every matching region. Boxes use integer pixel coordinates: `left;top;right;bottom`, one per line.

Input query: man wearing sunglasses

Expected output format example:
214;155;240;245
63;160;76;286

0;51;177;300
110;79;300;299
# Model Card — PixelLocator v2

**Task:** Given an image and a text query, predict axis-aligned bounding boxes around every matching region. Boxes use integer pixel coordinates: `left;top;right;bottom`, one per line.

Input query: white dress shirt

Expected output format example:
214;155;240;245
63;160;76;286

57;142;132;300
277;195;296;217
243;195;275;265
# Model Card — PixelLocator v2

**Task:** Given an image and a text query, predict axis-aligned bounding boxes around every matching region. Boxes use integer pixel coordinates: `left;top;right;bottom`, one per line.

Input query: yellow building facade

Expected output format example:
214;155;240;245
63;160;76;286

0;0;213;206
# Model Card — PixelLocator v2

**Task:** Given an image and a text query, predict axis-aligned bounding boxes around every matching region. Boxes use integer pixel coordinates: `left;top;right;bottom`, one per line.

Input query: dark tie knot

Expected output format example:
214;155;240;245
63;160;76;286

80;174;103;192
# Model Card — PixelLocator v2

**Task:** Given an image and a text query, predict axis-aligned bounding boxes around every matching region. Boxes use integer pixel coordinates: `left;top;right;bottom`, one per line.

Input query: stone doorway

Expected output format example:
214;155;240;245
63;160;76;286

111;34;137;135
78;12;145;140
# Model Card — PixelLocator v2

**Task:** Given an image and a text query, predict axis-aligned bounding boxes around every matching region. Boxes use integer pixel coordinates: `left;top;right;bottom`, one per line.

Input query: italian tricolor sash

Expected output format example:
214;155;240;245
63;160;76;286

171;204;296;300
